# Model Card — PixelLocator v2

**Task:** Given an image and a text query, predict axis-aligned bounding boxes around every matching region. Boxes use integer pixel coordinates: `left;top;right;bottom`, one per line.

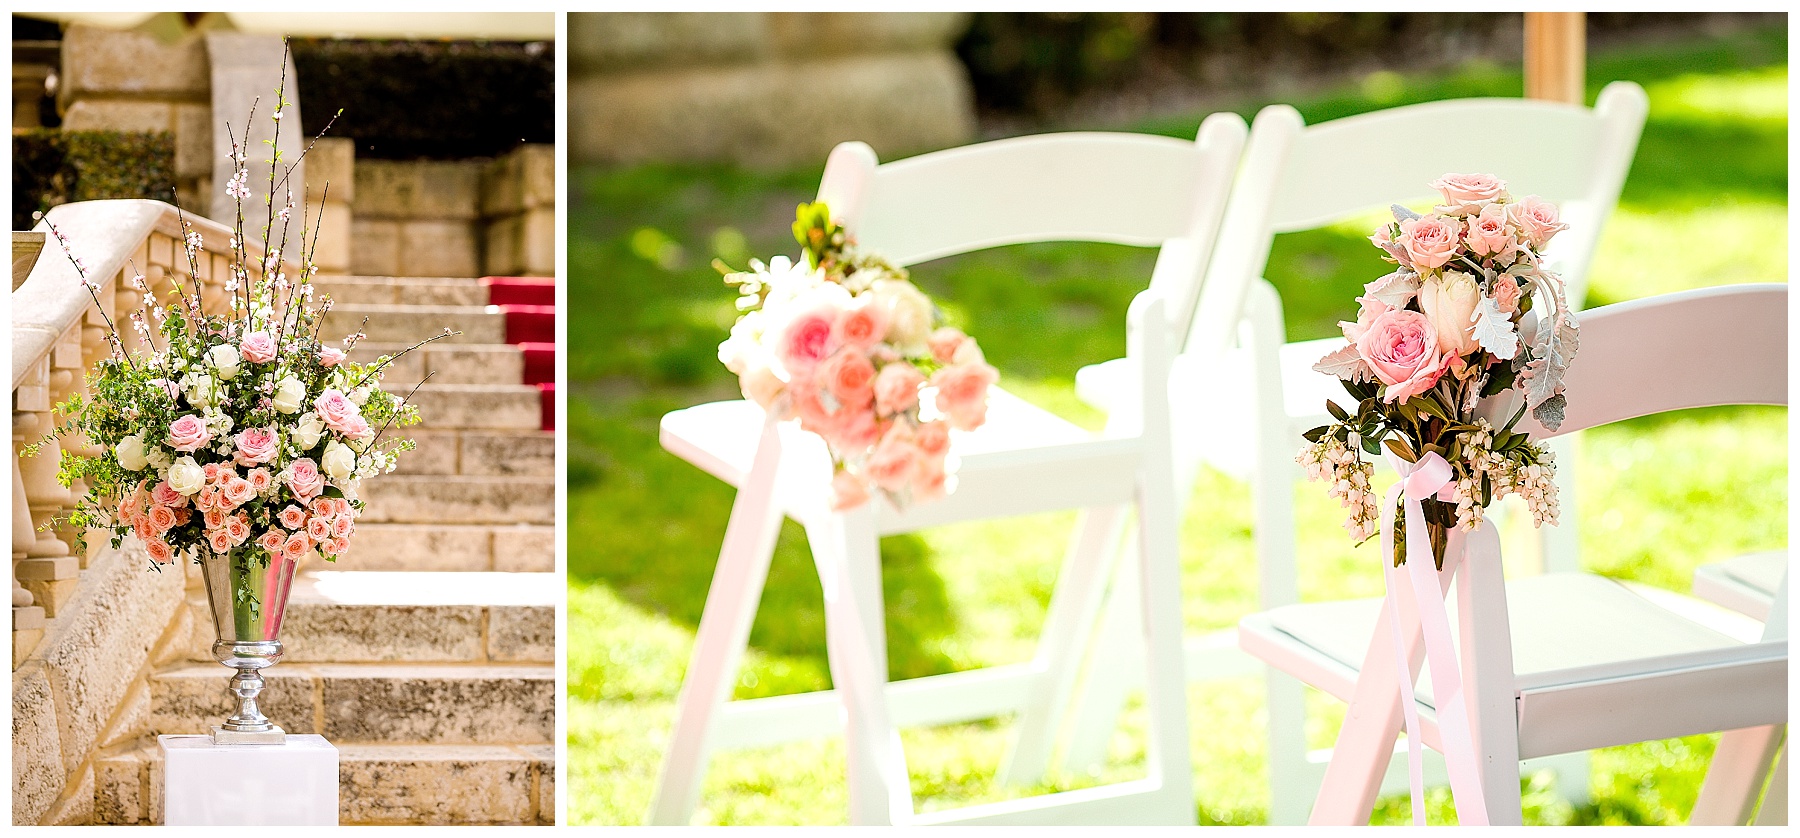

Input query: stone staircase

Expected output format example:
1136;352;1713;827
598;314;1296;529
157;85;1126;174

91;274;556;825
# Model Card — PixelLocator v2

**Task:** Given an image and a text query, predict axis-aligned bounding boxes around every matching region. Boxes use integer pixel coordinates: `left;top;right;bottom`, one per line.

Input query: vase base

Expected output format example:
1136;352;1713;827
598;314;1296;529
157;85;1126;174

210;724;286;745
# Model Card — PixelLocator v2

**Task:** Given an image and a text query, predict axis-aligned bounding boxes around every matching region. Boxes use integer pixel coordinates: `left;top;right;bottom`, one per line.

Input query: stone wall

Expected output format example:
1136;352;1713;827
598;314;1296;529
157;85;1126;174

351;145;555;279
568;12;977;168
481;145;556;278
56;25;212;211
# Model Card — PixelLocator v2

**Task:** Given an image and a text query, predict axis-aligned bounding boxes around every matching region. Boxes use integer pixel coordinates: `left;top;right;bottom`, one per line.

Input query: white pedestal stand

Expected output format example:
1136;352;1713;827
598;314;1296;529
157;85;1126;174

159;734;339;825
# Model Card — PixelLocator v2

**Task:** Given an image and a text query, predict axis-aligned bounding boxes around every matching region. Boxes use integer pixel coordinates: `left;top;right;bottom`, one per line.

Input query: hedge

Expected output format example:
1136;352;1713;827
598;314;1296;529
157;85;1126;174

13;129;177;231
291;38;554;161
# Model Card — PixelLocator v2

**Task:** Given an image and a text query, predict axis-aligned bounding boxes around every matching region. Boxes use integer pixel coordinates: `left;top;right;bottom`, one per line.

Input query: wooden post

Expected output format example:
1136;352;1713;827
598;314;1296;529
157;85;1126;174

1524;12;1586;104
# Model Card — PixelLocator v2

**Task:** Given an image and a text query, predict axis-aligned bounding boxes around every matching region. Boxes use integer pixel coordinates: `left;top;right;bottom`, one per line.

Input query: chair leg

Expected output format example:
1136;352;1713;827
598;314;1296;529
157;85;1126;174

1755;738;1786;825
1455;524;1522;825
807;504;913;825
1134;433;1198;822
1692;724;1786;825
1000;503;1129;786
647;421;790;825
1060;538;1145;774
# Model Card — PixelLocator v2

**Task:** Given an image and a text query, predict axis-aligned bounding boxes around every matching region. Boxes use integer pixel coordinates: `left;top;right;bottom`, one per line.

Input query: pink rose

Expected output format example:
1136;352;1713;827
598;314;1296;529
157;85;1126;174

791;375;843;441
865;426;919;491
339;415;374;442
234;427;279;466
1430;173;1509;213
133;518;156;544
1492;275;1523;314
319;346;347;368
928;328;968;365
331;515;353;538
1339;297;1394;344
1463;204;1514;259
247;468;273;494
257;530;286;553
148;378;181;400
313;389;364;436
912;456;949;504
146;539;175;564
152;481;187;508
203;463;227;482
208;528;233;554
1355;309;1451;404
835;410;883;451
829;469;870;511
310;498;339;519
773;305;839;377
281;532;310;562
167;415;212;453
148;505;178;535
279;505;307;530
240;331;278;364
307;516;332;542
931;362;999;432
1397;216;1464;271
914;420;950;457
819;350;876;410
1510;196;1568;248
873;363;924;416
283;458;326;503
225;479;256;508
203;508;226;529
323;536;350;557
834;300;888;350
225;515;251;545
117;493;141;526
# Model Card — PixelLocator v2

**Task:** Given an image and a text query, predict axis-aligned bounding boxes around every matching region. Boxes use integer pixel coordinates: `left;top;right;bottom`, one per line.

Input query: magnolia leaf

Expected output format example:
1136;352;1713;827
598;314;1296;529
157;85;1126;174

1303;426;1328;443
1313;344;1375;383
1364;270;1421;308
1327;400;1350;421
1470;294;1520;360
1384;437;1417;462
1390;203;1423;222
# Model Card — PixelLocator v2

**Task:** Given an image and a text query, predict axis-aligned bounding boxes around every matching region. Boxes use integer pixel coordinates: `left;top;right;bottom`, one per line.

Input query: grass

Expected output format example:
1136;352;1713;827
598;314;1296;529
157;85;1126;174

564;23;1787;826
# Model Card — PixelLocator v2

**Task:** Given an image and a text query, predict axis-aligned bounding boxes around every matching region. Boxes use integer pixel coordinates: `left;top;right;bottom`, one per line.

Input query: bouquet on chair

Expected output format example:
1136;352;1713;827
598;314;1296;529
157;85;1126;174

717;202;999;511
1298;173;1576;568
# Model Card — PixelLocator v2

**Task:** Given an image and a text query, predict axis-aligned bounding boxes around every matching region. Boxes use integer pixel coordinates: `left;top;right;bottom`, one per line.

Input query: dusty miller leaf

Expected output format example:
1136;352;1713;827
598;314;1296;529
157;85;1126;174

1313;343;1375;383
1470;294;1519;360
1390;203;1423;222
1532;392;1567;432
1363;270;1421;308
1520;268;1579;411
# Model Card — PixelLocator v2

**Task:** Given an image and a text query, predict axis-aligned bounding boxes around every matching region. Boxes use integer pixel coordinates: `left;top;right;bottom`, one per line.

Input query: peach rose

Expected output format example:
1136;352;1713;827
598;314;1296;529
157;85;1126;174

927;328;968;365
914;420;951;457
313;389;364;436
281;532;310;562
1355;308;1451;404
208;528;233;554
224;478;256;508
133;518;156;544
319;345;347;368
166;415;212;453
1398;216;1464;271
257;530;287;553
152;481;187;508
240;331;278;364
225;515;251;545
829;469;871;511
1463;203;1514;259
145;539;175;565
279;505;307;530
203;508;226;529
819;350;876;410
912;456;950;504
247;468;273;494
234;427;279;466
283;458;326;503
1430;173;1509;213
1510;195;1568;248
873;362;924;416
148;505;178;535
323;536;350;557
307;516;332;542
834;299;888;350
864;426;918;492
1492;275;1523;314
173;507;192;526
117;493;141;526
791;375;843;441
331;515;353;538
931;362;999;432
835;409;883;451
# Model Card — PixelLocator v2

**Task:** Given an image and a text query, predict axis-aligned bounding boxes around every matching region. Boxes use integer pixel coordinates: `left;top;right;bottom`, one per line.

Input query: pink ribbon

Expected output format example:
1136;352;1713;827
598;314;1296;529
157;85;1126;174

1380;451;1490;826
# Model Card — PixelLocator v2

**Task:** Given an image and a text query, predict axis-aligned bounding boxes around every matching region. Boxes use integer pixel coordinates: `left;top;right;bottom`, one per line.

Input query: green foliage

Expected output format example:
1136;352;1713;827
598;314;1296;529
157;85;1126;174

12;129;176;230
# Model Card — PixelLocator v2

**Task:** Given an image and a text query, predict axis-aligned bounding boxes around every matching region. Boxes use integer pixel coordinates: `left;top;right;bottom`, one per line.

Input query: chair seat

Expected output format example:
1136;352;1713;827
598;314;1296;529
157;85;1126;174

1245;572;1765;711
1076;336;1344;479
1694;551;1788;621
661;386;1135;533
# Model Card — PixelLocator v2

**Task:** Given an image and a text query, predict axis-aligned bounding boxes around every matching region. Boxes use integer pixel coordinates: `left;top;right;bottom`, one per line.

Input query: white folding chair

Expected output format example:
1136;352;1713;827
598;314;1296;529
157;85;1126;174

1695;552;1786;622
1037;82;1650;822
646;115;1247;825
1237;283;1788;825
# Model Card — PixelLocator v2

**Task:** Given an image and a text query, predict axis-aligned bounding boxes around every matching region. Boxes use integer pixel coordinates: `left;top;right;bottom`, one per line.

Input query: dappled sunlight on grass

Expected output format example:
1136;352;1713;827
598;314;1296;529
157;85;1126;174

567;23;1786;825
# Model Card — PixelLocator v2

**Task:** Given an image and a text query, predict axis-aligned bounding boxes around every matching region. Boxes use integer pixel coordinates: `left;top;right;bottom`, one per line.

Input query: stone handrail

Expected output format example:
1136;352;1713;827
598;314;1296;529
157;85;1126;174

12;199;274;665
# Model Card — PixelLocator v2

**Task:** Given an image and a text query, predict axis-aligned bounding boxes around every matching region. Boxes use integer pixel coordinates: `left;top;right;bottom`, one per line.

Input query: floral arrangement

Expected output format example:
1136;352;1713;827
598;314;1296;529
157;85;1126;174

716;202;999;511
32;68;452;572
1297;173;1576;567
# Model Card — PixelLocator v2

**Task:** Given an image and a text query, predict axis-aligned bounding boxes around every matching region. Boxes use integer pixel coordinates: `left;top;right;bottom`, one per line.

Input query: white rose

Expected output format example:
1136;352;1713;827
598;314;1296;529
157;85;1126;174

272;376;306;414
114;433;149;471
349;386;371;406
872;278;933;355
182;372;216;408
208;344;241;379
1419;270;1483;357
145;447;172;471
321;441;357;480
166;456;205;496
294;413;326;449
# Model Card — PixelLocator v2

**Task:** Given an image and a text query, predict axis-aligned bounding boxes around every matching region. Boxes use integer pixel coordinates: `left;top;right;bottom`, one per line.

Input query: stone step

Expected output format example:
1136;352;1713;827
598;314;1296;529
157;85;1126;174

359;475;554;526
324;304;505;345
281;571;554;664
351;342;523;386
396;429;555;477
148;662;553;745
315;275;490;307
398;384;542;430
94;741;552;825
307;523;553;573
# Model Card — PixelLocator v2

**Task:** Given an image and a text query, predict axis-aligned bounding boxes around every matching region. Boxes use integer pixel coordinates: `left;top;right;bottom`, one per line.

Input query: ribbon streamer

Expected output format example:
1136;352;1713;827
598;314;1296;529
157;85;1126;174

1380;451;1491;826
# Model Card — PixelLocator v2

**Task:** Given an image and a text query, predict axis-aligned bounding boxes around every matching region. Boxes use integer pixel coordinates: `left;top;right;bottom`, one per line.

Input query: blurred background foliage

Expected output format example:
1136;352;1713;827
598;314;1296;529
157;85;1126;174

11;129;176;230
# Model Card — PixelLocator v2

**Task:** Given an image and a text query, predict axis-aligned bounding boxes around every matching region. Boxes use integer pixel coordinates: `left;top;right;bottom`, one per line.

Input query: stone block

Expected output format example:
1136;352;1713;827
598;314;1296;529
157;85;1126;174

569;12;768;73
524;744;555;824
317;664;553;744
12;663;63;825
488;606;554;663
391;429;461;476
483;215;521;278
44;764;95;825
419;344;526;386
461;431;556;478
322;304;503;345
354;160;481;220
93;747;147;824
21;577;78;618
283;603;484;663
59;24;209;106
520;207;556;277
401;385;542;431
327;523;492;572
173;103;212;180
148;665;317;737
337;744;534;825
351;219;400;277
491;526;555;573
100;679;153;750
480;144;555;217
306;137;356;204
569;52;975;168
59;99;175;133
358;475;554;526
312;202;354;274
14;627;44;667
397;220;480;278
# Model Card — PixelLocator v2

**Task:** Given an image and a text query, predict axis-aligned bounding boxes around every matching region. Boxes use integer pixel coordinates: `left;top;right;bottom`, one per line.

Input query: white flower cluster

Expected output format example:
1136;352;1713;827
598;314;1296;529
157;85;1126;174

1297;432;1380;542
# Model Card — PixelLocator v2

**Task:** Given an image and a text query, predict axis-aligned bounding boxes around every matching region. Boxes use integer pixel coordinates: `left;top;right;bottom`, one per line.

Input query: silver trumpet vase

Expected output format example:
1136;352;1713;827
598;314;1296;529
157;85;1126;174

198;547;300;744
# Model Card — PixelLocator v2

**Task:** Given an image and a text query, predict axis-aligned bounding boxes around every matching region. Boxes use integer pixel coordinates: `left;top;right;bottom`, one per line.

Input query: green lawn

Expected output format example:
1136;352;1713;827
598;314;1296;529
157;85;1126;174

565;24;1787;826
